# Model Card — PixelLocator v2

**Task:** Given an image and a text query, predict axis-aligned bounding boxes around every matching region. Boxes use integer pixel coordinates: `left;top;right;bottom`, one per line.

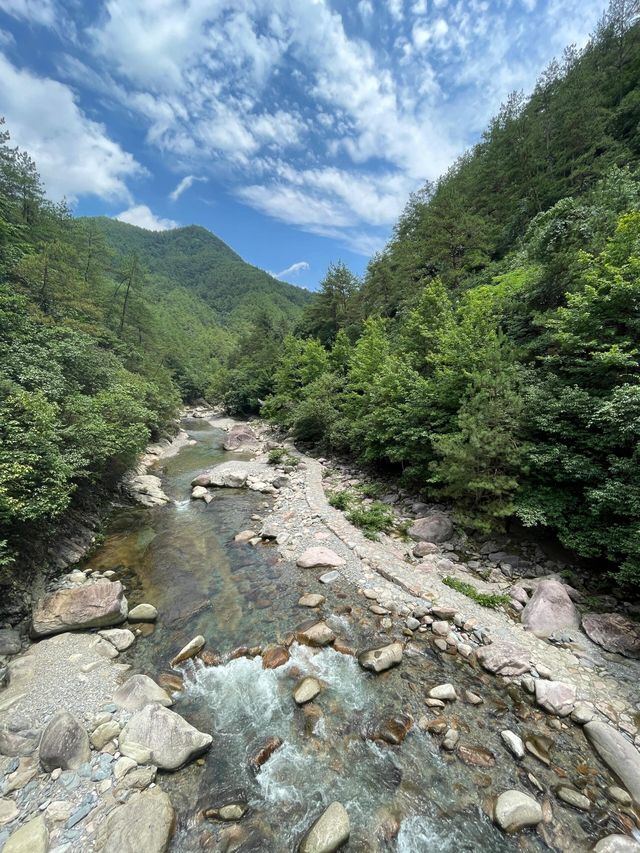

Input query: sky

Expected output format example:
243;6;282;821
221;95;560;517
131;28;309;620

0;0;608;290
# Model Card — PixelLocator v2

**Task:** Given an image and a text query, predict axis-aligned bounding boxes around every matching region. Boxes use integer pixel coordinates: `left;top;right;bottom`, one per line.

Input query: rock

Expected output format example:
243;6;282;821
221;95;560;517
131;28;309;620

0;629;21;656
294;677;321;705
582;613;640;660
594;835;640;852
126;474;169;507
476;642;530;676
428;683;457;702
442;728;460;751
371;713;413;746
223;423;259;451
249;736;283;772
95;788;174;853
206;467;248;488
31;580;128;637
205;802;248;821
584;721;640;805
113;674;173;712
297;622;336;647
534;680;576;717
319;571;340;584
557;786;590;810
458;744;496;767
0;798;18;826
171;635;205;667
235;530;257;543
300;802;350;853
299;594;326;608
607;786;632;806
464;690;483;705
39;710;90;771
98;628;136;651
3;815;48;853
358;642;403;673
119;704;211;771
430;606;457;620
526;736;552;765
431;620;450;636
115;765;157;792
412;541;439;558
408;512;453;543
297;548;346;569
521;580;579;639
114;756;137;779
510;586;529;605
494;790;542;833
262;645;290;669
128;603;157;622
191;485;208;500
571;701;595;725
501;730;525;759
91;721;121;750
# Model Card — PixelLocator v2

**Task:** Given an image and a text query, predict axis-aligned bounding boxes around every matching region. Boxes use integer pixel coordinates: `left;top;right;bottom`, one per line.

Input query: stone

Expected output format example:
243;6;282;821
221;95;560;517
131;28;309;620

557;787;590;810
494;790;542;833
571;702;595;725
98;628;136;651
300;802;350;853
294;677;321;705
205;802;248;821
114;756;137;779
0;629;21;656
297;547;346;569
113;674;173;712
319;571;340;584
607;786;632;806
582;613;640;660
206;467;248;488
412;542;439;558
31;580;128;637
39;710;90;771
501;730;525;759
191;485;208;500
297;622;336;647
128;603;157;622
526;736;552;765
249;736;283;772
3;815;48;853
458;744;496;767
442;728;460;751
428;683;457;701
464;690;483;705
115;765;157;792
521;580;579;639
358;642;403;673
0;798;18;826
431;621;449;637
235;530;257;543
408;512;453;543
534;680;576;717
90;721;121;750
476;642;530;676
223;423;259;451
95;788;174;853
46;800;74;823
119;704;211;771
299;594;326;608
431;606;457;620
170;635;205;667
126;474;169;507
584;721;640;805
594;836;640;853
262;645;290;669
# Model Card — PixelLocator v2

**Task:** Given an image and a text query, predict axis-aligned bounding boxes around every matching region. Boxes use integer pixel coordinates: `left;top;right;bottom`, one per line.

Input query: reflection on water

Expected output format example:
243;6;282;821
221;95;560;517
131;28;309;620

84;420;602;851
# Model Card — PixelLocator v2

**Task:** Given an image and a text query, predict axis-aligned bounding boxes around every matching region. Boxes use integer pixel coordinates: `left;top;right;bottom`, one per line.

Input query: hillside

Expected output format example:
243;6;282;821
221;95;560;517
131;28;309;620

87;217;311;321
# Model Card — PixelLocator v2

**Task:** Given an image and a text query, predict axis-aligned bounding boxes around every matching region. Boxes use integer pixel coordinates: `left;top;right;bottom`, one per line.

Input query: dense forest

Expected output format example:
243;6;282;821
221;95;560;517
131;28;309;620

219;1;640;590
0;128;308;576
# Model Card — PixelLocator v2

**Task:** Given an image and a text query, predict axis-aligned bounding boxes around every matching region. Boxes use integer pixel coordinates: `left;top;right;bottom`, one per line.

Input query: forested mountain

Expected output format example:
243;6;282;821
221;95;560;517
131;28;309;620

89;217;311;320
222;1;640;590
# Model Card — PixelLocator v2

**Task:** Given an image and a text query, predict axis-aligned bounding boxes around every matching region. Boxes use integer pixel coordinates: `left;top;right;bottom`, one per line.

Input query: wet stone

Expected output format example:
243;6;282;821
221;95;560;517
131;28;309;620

249;736;283;772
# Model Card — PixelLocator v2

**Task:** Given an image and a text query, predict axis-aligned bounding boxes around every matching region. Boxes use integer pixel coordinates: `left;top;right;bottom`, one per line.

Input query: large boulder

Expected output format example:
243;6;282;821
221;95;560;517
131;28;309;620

31;580;128;638
408;512;453;543
208;467;248;488
534;680;576;717
476;642;530;676
297;548;346;569
119;704;212;771
582;613;640;660
223;423;260;452
95;788;174;853
300;802;350;853
3;815;49;853
520;579;579;639
113;674;173;712
39;710;90;771
494;790;542;832
358;642;403;673
584;721;640;806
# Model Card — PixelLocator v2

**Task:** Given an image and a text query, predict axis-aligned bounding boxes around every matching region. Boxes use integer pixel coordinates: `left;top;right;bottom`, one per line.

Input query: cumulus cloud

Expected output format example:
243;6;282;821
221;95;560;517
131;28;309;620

115;204;178;230
0;52;141;202
0;0;56;26
169;174;206;201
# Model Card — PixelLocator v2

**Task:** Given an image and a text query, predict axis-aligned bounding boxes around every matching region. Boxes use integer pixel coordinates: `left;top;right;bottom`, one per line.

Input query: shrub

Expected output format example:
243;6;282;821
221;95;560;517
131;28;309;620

442;576;511;609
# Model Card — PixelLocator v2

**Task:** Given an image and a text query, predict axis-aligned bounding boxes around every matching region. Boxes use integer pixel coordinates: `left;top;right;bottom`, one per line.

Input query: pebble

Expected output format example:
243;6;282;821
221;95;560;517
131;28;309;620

557;787;591;811
428;684;457;702
501;730;525;759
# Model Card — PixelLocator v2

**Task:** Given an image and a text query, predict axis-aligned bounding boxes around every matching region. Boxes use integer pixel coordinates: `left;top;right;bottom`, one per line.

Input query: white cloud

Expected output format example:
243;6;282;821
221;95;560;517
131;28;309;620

273;260;310;278
0;0;55;26
115;204;178;231
0;28;16;47
169;174;205;201
0;52;141;202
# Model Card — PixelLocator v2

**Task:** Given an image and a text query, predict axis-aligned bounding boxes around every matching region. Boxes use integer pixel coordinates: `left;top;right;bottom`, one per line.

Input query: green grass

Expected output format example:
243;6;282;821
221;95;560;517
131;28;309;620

267;446;298;467
328;490;351;510
443;576;511;609
347;501;396;539
357;481;385;499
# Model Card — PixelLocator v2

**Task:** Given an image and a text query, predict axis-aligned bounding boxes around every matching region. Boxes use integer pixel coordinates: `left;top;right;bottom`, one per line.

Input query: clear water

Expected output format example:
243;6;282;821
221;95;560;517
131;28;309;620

84;420;613;852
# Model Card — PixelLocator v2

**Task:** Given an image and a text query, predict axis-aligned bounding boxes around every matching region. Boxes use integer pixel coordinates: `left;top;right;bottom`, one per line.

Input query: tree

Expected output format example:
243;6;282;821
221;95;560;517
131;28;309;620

302;261;359;344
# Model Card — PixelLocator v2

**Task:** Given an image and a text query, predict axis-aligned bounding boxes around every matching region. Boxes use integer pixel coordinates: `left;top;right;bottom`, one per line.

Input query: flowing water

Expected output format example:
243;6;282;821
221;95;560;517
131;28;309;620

84;419;612;852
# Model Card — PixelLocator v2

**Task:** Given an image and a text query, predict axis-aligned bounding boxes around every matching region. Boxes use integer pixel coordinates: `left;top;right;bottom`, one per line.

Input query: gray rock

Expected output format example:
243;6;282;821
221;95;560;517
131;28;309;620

0;629;21;656
501;730;525;759
557;786;590;810
319;571;340;584
413;542;439;558
594;836;640;853
297;622;335;647
428;683;457;701
584;721;640;806
0;798;18;826
571;702;595;725
494;790;542;832
113;675;173;712
170;635;205;667
39;711;90;771
408;512;453;543
582;612;640;660
98;628;136;651
223;423;260;452
2;815;48;853
119;703;212;771
300;801;350;853
128;603;157;622
95;788;174;853
358;642;403;673
521;579;579;639
297;548;346;569
90;721;121;750
299;594;326;608
31;580;128;638
476;642;530;676
294;677;321;705
534;680;576;717
442;728;460;751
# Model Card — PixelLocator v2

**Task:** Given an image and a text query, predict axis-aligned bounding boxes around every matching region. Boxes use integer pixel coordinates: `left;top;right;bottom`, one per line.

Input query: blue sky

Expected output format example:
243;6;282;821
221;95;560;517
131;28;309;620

0;0;607;290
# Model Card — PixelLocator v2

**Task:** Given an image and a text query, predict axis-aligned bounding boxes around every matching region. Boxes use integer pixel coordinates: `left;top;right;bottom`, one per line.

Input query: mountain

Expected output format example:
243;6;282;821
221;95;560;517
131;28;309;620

86;217;311;321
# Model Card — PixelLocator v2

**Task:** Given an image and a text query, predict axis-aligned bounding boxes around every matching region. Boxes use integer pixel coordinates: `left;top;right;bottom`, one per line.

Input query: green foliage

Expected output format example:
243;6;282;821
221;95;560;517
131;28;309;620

327;490;351;510
442;576;511;608
346;501;397;540
267;447;298;467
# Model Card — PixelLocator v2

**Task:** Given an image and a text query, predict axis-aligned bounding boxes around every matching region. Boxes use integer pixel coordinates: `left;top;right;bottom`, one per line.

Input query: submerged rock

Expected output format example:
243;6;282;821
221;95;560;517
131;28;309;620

583;721;640;806
95;788;174;853
557;786;590;810
521;580;579;639
300;801;350;853
582;612;640;660
249;736;283;772
494;790;542;833
299;593;326;608
262;645;290;669
458;744;496;767
358;642;403;673
371;713;413;746
119;704;212;771
297;548;346;569
39;710;90;771
0;628;21;656
31;580;128;637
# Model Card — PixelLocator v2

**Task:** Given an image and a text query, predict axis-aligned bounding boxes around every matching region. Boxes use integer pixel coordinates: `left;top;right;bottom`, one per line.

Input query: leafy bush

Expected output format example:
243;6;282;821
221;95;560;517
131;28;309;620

347;501;397;540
